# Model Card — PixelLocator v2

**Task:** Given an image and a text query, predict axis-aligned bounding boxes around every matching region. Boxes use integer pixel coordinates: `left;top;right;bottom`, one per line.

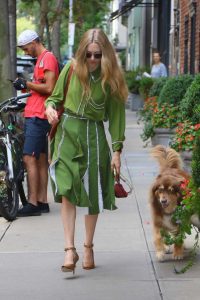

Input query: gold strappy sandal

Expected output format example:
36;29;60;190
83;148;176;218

82;244;95;270
61;247;79;274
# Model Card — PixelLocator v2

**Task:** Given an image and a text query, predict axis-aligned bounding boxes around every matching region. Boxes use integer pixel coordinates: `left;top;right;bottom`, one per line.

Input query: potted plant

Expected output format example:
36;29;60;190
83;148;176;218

139;97;180;146
161;135;200;273
138;77;154;100
151;103;180;146
125;67;150;111
170;122;200;172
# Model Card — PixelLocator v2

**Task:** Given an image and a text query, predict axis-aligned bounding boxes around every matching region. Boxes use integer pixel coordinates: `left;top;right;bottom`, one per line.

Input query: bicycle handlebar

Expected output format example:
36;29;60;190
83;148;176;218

0;93;31;111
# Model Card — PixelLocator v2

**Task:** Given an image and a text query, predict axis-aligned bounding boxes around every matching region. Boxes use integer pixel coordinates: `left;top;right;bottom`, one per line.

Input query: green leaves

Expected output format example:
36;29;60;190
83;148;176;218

158;75;193;106
180;74;200;124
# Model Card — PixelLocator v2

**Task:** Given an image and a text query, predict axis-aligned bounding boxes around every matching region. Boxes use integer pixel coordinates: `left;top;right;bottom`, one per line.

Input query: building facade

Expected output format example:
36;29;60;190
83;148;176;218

109;0;200;75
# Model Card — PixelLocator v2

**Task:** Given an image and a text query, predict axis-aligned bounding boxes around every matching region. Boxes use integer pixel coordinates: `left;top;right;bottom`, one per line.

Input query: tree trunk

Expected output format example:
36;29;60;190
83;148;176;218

51;0;64;63
0;0;12;101
39;0;48;43
8;0;16;81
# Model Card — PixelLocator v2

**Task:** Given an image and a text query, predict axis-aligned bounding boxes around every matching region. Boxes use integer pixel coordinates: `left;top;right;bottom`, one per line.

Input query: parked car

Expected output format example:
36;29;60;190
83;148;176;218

17;55;36;80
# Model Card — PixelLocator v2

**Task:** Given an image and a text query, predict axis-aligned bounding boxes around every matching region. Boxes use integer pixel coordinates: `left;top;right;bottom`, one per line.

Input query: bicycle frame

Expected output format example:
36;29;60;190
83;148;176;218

0;93;31;220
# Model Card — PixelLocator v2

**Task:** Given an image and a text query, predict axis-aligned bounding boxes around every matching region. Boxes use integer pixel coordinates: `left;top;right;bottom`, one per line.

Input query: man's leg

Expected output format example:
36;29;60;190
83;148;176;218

17;154;41;216
38;153;49;203
23;155;39;206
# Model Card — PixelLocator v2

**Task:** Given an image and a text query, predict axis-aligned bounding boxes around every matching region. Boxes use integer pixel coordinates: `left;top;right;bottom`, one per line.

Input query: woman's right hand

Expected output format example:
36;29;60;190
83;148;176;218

45;105;59;125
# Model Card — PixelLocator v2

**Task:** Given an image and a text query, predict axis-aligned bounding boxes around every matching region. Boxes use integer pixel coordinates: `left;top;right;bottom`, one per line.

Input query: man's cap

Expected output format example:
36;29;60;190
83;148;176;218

17;30;39;47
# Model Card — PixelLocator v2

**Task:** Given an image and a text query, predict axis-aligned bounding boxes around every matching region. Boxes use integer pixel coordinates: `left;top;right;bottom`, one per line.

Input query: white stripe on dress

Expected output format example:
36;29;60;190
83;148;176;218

82;119;89;196
49;114;68;194
95;122;104;212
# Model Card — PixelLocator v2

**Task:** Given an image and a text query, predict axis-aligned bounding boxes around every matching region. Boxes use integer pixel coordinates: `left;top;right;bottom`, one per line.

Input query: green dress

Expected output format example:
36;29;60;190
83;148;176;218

45;62;126;214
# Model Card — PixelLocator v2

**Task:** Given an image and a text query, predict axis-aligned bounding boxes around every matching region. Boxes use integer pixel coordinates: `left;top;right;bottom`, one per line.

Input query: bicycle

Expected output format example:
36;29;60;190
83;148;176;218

0;93;31;221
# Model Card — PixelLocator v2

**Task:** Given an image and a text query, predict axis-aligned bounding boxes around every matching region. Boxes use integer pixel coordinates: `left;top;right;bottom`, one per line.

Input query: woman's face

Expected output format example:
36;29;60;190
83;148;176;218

153;53;161;64
86;43;102;72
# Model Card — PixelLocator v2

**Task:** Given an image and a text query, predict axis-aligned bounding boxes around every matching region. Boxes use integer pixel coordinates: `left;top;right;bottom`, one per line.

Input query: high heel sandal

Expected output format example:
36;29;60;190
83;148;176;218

82;243;95;270
61;247;79;274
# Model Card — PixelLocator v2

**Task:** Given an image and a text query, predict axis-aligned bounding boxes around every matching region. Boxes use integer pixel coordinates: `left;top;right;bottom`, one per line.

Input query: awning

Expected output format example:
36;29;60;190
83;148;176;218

110;0;158;21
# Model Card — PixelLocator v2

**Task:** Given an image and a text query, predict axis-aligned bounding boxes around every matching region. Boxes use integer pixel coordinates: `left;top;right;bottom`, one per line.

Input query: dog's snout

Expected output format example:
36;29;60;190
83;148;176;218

161;199;167;204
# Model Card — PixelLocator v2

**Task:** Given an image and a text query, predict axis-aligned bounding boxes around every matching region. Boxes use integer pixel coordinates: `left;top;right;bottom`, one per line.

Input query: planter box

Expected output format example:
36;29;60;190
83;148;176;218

180;150;192;173
129;93;144;111
151;128;176;147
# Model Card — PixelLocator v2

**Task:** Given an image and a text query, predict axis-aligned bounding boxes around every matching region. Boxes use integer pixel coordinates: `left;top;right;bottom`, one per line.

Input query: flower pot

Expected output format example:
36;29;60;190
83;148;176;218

129;93;144;111
151;128;175;147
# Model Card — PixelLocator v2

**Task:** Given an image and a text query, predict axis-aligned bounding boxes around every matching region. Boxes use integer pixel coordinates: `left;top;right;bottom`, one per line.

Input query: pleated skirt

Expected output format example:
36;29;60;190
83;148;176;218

49;112;117;214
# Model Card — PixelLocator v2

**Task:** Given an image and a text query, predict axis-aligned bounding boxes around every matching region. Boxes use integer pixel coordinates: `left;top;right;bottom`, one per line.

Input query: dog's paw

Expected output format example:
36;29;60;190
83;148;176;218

172;253;184;260
156;251;165;261
164;245;172;254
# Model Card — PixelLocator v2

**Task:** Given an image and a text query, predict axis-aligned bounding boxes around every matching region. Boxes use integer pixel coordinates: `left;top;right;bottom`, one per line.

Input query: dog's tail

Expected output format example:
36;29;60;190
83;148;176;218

151;145;183;171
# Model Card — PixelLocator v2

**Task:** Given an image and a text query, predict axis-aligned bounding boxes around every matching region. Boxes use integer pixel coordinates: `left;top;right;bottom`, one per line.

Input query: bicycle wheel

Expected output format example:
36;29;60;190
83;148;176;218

0;146;19;221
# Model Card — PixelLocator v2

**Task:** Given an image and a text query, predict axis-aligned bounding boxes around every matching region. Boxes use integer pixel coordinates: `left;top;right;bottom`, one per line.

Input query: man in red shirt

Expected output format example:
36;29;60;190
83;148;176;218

13;30;59;216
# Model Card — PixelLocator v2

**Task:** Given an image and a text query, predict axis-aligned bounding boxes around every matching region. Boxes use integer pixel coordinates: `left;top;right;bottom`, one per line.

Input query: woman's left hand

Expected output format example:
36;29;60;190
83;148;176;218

111;151;121;180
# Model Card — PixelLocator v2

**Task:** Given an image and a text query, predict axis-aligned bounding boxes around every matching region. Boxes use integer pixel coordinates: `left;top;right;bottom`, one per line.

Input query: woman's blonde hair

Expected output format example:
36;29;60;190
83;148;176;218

73;28;128;102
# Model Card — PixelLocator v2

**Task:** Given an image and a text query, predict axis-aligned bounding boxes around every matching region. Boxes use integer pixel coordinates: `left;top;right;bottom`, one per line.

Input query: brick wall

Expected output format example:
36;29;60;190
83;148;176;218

179;0;200;74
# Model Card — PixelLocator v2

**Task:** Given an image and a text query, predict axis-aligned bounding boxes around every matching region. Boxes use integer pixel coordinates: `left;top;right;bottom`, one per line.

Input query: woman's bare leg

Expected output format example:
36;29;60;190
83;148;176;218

83;214;98;265
61;197;76;265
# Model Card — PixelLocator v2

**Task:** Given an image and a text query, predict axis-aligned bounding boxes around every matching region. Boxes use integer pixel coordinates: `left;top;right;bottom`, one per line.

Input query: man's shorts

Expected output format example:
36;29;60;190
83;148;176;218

23;117;50;160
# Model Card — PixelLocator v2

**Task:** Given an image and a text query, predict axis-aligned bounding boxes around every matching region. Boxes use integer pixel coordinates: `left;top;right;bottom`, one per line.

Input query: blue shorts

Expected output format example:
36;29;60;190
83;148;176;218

23;117;50;160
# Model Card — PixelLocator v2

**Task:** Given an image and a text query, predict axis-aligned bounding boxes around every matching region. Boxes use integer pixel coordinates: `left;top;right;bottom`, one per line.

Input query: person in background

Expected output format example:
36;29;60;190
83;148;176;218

13;30;59;216
151;51;167;78
45;28;128;274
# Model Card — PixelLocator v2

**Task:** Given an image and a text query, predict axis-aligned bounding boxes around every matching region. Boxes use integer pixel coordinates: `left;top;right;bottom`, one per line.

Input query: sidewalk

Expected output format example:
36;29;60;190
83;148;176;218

0;110;200;300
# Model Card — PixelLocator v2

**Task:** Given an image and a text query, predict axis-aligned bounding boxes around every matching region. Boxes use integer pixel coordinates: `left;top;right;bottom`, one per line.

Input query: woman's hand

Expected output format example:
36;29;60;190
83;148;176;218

111;151;121;180
45;105;59;125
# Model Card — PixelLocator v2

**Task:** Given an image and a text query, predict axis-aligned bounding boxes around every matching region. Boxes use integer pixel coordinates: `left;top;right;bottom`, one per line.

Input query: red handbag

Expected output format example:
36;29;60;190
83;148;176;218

49;65;73;141
114;174;133;198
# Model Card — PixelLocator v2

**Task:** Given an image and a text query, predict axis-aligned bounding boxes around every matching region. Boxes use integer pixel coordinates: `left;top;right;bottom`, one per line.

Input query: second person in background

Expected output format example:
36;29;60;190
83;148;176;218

14;30;59;216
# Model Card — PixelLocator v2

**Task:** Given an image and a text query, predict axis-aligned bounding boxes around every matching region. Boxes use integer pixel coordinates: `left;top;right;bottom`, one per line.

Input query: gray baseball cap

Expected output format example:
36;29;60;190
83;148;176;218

17;30;39;46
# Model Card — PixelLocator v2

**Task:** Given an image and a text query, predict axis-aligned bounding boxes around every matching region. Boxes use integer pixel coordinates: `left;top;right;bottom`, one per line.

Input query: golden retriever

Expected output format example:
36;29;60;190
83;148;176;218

149;145;190;261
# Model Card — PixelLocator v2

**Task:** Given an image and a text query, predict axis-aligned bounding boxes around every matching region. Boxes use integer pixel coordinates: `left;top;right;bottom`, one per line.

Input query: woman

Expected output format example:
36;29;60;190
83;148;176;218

151;51;167;78
45;28;128;274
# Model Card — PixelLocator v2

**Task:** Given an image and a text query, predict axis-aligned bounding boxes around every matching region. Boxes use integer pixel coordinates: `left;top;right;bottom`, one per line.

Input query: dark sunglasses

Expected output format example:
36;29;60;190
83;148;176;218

86;52;102;59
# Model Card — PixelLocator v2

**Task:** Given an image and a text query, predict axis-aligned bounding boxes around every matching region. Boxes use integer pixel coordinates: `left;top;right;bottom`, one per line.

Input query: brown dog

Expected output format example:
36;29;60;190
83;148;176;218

149;145;190;261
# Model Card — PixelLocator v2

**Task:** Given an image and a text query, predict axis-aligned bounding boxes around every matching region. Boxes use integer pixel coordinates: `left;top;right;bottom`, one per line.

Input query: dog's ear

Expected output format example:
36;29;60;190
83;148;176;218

149;182;163;215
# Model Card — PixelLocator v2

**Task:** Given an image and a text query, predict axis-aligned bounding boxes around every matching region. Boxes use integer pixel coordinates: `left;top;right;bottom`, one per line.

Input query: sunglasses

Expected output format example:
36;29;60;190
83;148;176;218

86;52;102;59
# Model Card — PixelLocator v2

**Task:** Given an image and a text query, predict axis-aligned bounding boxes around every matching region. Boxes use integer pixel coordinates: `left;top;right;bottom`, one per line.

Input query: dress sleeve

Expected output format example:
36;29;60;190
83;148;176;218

45;62;71;109
105;93;126;152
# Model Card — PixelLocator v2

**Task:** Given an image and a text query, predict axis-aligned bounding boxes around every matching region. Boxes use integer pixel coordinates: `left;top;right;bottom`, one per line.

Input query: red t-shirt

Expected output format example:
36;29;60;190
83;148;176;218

24;50;59;119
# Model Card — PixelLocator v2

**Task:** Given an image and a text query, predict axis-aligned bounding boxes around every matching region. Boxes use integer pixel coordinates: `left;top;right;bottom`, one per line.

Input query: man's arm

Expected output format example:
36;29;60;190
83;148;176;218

26;70;57;95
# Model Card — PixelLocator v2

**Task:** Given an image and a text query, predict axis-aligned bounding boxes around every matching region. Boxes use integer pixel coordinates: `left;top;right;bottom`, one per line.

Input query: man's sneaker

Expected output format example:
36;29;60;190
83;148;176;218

37;202;50;213
17;203;41;217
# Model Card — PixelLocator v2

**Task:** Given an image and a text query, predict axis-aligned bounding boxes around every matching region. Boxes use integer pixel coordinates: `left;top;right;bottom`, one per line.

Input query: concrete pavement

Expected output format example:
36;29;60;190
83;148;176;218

0;110;200;300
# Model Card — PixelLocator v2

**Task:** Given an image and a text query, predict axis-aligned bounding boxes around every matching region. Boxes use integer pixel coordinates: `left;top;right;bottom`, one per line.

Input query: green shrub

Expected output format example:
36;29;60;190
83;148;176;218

192;133;200;190
158;74;193;105
179;74;200;124
125;66;151;94
139;77;154;99
125;70;140;93
149;77;168;97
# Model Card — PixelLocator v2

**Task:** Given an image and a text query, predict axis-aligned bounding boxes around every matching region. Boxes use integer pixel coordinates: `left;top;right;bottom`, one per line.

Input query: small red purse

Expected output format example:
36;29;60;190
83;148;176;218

114;174;133;198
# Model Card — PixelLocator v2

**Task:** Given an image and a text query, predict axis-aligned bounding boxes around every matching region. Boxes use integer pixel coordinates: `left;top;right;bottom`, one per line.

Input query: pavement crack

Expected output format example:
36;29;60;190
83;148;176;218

0;221;12;242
